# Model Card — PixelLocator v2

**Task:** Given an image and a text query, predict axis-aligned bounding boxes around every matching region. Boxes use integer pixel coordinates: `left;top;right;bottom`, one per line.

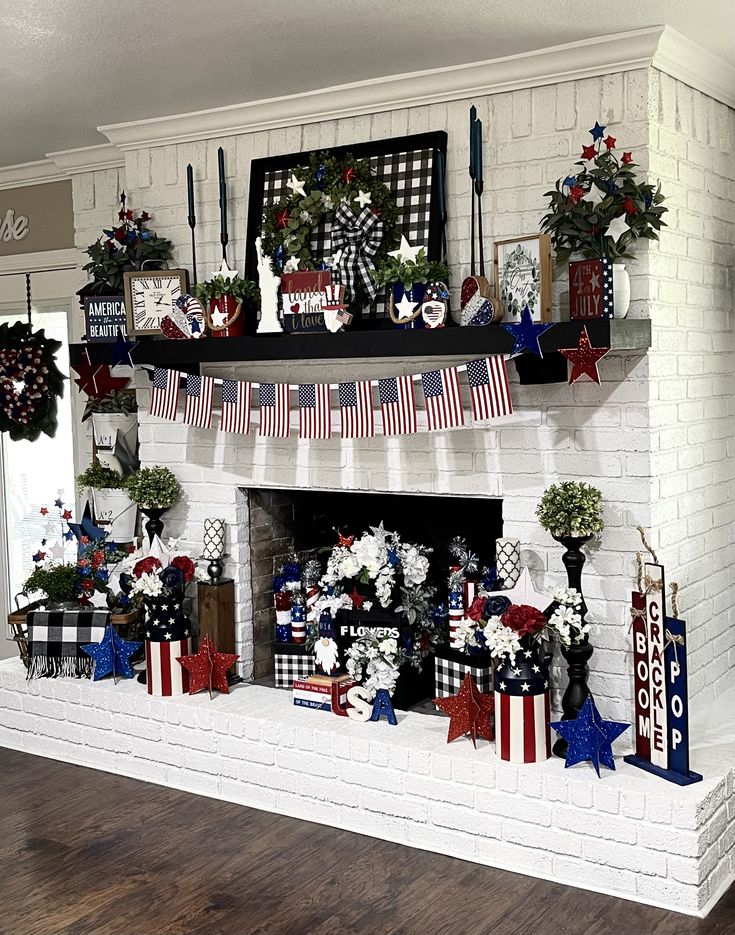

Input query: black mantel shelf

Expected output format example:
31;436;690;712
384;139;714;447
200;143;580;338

70;319;651;370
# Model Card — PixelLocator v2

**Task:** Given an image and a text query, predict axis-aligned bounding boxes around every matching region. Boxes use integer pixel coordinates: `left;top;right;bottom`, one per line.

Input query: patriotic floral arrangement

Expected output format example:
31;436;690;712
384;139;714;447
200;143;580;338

345;635;402;700
117;541;207;607
540;121;667;263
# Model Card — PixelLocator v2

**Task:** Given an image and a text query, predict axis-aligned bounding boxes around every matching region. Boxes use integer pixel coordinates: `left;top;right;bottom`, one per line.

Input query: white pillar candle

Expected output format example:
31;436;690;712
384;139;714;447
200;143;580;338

203;518;226;559
496;537;521;589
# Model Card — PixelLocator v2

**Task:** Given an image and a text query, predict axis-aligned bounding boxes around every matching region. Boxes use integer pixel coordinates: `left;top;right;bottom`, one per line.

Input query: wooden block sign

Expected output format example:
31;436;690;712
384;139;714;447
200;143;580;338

569;259;613;320
84;295;127;342
281;270;331;317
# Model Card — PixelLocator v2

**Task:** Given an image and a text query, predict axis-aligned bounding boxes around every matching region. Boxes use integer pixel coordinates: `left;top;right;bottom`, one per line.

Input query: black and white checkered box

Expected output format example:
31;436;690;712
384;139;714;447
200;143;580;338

274;642;315;688
434;647;494;699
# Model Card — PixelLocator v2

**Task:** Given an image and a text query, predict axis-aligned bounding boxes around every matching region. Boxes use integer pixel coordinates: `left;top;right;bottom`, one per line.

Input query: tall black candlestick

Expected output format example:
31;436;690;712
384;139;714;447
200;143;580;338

217;147;228;260
186;164;198;284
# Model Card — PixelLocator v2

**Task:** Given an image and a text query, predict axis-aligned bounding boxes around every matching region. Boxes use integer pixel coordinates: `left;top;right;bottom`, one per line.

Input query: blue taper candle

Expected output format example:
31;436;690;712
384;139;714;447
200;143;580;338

186;164;195;218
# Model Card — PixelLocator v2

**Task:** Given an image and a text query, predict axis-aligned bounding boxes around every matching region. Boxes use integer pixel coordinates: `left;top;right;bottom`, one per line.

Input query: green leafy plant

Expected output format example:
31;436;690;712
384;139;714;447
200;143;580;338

22;564;80;605
81;390;137;422
76;461;125;493
125;466;180;509
540;128;667;263
536;482;604;537
370;248;450;291
193;275;260;306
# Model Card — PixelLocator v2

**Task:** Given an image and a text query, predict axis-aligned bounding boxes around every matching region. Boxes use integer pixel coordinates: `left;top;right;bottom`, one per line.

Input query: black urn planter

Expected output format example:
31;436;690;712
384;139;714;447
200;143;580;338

551;533;594;758
141;507;168;543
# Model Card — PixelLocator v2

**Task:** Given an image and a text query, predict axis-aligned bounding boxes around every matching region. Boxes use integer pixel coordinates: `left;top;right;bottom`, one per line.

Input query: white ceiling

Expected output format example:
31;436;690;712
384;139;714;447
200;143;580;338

1;0;733;168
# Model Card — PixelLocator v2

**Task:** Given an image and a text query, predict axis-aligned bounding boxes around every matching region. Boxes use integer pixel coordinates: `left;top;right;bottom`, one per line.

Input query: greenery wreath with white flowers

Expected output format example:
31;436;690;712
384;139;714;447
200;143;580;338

260;152;400;308
0;321;66;442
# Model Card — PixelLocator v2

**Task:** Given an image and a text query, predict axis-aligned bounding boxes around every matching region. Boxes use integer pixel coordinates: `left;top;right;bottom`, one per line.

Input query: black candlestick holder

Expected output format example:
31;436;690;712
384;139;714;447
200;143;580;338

551;533;594;758
200;553;228;585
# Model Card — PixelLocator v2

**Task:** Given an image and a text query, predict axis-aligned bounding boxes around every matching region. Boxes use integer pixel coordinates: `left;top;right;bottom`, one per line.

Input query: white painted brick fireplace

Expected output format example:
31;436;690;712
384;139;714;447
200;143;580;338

1;34;733;916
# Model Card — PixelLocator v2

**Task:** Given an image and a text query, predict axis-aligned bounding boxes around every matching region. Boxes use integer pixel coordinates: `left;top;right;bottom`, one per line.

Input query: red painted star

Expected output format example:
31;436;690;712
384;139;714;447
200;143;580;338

433;673;494;747
62;509;73;520
177;635;239;698
71;356;130;399
621;152;633;165
275;208;290;230
603;135;616;149
341;166;356;184
39;507;49;516
349;586;366;610
581;144;598;160
560;325;610;385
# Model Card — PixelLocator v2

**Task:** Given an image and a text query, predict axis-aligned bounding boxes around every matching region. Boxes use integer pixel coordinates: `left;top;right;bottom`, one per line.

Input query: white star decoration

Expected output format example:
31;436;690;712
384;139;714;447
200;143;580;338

354;189;372;209
521;682;530;692
605;214;631;242
286;173;306;198
394;293;419;320
532;665;540;674
583;184;606;207
283;257;300;273
216;258;239;282
210;306;228;327
499;681;507;691
500;568;549;613
50;542;66;562
388;235;421;265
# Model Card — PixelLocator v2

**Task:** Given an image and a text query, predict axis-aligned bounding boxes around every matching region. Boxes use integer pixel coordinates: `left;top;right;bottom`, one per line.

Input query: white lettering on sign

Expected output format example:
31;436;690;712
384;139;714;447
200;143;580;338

0;209;29;242
645;563;668;767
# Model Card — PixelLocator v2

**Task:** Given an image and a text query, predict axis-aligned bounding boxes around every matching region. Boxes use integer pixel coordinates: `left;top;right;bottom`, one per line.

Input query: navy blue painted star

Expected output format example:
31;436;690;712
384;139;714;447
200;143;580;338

590;121;606;141
502;305;554;358
54;498;64;509
550;696;628;776
110;328;137;367
81;624;142;683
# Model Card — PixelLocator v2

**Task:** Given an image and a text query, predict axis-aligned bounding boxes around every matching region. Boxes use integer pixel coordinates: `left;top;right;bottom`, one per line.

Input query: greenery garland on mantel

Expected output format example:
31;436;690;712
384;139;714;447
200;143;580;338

260;152;400;309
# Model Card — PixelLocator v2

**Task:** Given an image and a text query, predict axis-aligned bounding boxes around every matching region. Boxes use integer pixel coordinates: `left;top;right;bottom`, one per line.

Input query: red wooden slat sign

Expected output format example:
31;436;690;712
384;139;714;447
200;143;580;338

631;590;651;761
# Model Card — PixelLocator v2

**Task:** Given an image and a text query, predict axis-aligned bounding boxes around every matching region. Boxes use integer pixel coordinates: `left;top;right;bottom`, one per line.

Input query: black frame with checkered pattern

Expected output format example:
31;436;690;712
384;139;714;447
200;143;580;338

434;652;494;699
274;649;315;688
244;132;447;322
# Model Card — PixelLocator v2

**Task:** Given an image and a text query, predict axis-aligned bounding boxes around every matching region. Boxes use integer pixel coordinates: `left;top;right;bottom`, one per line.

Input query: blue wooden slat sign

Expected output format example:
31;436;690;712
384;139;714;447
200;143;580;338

664;616;695;778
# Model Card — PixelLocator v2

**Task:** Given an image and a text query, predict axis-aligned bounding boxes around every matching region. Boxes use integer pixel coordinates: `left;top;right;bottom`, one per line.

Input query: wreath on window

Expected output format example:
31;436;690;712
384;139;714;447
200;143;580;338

0;321;66;441
260;152;400;308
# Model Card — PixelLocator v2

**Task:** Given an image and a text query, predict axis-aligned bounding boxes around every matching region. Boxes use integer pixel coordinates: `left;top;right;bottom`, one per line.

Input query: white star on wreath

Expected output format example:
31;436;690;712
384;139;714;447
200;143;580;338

605;214;631;242
283;257;300;273
210;306;228;327
388;235;421;265
286;174;307;198
354;189;372;209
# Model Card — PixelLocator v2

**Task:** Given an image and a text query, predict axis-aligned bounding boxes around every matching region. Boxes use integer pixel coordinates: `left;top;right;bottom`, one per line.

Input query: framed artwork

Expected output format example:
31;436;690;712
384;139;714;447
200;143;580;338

123;269;189;336
244;132;447;322
493;234;551;322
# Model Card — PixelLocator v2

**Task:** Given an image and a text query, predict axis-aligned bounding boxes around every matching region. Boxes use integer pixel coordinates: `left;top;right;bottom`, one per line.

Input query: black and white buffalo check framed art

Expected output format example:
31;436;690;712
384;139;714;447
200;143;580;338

244;132;448;324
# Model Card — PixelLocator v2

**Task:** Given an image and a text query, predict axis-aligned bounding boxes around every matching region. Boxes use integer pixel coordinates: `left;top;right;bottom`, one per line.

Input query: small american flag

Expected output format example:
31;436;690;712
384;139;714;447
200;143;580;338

183;373;214;428
259;382;290;437
338;381;374;438
421;367;465;431
298;383;331;439
220;379;251;434
150;367;180;421
378;376;417;436
466;357;513;421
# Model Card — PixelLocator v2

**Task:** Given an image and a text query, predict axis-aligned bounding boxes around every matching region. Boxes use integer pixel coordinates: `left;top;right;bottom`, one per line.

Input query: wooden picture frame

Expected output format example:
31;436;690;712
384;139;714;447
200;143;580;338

493;234;552;322
123;269;189;336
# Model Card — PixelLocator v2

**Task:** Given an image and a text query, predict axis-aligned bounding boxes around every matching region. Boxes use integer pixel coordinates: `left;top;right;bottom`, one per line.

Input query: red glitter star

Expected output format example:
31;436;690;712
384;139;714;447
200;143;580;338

603;135;616;149
433;673;494;747
62;509;73;520
349;586;366;610
581;144;598;160
71;356;130;399
621;152;633;165
39;507;49;516
560;325;610;385
177;635;239;698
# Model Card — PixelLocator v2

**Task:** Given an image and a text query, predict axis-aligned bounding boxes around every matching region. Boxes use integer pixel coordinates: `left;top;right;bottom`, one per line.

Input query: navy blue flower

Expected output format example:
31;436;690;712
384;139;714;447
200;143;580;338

387;549;399;568
159;566;184;592
484;595;512;617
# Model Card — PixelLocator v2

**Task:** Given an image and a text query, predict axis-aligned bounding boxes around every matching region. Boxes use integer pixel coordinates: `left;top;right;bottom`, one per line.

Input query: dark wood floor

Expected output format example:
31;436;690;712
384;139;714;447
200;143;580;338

0;748;732;935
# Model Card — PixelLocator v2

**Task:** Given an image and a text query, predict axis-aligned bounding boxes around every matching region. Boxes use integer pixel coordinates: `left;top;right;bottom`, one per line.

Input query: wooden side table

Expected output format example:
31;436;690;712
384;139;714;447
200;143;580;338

197;578;237;675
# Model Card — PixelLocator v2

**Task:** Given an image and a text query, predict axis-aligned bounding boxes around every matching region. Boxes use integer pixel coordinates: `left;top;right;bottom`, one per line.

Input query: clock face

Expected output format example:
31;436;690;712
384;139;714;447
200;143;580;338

127;274;185;334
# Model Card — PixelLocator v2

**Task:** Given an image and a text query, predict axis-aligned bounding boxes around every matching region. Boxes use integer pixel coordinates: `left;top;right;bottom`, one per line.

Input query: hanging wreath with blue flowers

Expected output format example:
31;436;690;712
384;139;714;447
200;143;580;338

0;320;66;441
260;152;400;308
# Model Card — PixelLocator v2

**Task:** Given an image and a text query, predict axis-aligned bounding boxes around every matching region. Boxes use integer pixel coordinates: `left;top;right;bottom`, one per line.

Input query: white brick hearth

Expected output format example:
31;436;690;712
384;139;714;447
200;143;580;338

0;657;733;917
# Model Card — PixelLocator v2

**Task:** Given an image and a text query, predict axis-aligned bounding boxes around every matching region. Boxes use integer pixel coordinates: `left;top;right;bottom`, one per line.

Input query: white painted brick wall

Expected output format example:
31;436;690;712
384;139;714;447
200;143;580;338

1;658;732;916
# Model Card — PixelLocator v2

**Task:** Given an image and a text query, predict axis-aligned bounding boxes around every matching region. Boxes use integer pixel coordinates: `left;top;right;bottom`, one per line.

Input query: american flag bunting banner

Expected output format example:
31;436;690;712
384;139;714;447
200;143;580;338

259;382;291;437
150;367;181;421
338;381;374;438
421;367;465;431
466;357;513;422
298;383;332;439
183;373;215;429
378;375;417;436
220;378;251;434
494;650;551;763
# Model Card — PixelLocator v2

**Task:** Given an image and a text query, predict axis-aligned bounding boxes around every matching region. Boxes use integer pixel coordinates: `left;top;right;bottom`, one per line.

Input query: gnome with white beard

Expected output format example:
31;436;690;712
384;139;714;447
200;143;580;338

314;608;340;676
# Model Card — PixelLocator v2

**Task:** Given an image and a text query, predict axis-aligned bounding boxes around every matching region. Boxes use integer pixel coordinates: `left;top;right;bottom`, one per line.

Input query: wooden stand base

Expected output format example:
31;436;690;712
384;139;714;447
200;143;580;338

197;578;237;676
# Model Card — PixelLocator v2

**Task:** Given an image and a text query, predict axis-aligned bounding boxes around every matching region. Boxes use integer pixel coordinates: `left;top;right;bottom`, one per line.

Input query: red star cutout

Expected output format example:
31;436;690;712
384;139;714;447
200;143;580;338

337;531;355;548
560;325;610;385
433;673;494;747
177;635;239;698
581;144;598;160
275;208;290;230
621;151;633;165
71;355;130;399
39;507;49;516
341;166;356;184
348;586;366;610
603;135;616;149
62;509;73;520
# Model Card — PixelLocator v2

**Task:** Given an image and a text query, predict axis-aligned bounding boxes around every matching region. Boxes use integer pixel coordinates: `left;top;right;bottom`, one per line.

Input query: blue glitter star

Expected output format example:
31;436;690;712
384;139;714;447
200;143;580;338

110;328;137;367
63;530;75;541
502;305;555;358
590;121;606;141
54;498;64;509
81;624;142;683
550;696;629;776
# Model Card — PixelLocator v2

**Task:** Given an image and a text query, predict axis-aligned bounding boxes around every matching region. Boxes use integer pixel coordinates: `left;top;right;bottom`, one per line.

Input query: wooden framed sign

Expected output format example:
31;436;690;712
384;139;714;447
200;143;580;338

83;295;127;342
569;258;614;319
123;269;189;336
493;234;551;322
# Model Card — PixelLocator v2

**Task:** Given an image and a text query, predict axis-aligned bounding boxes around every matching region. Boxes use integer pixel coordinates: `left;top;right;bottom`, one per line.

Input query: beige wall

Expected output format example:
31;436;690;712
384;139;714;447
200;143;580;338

0;181;74;257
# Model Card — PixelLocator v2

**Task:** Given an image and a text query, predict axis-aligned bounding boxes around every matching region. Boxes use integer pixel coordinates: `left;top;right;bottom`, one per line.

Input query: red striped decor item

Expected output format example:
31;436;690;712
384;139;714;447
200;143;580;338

378;375;417;436
421;366;465;431
338;381;374;438
298;383;331;439
183;373;215;429
220;379;252;434
149;367;181;421
466;356;513;422
146;638;192;696
494;650;551;763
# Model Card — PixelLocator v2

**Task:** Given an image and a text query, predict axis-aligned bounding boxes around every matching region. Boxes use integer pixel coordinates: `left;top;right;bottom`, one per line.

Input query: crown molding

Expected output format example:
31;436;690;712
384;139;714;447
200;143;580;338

45;143;125;175
0;159;66;191
0;248;79;276
99;27;668;150
652;27;735;110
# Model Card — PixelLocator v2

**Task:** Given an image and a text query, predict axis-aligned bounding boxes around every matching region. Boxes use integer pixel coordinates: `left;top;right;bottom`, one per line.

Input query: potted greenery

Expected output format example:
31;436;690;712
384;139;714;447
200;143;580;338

22;563;81;610
76;461;137;542
371;248;450;329
82;390;138;451
193;275;260;338
540;125;666;317
125;466;181;542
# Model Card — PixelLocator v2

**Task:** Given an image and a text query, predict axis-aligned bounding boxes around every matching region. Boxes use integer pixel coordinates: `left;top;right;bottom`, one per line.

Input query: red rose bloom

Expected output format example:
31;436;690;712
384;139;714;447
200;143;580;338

467;595;487;622
501;604;547;639
171;555;196;584
133;556;162;579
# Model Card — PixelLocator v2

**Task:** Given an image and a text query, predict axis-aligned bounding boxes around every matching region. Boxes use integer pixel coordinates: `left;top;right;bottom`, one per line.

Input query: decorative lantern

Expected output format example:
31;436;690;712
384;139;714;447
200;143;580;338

203;518;226;583
494;645;551;763
496;537;521;588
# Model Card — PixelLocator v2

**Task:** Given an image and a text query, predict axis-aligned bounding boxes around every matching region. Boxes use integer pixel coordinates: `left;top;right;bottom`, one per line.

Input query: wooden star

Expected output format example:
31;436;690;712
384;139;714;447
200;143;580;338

560;325;610;385
434;673;494;747
71;355;130;399
176;634;239;698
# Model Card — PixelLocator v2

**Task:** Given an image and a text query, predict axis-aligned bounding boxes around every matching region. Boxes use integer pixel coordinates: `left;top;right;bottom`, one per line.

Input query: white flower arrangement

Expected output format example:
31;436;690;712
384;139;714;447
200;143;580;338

452;615;524;664
131;571;164;599
546;586;589;645
345;635;402;701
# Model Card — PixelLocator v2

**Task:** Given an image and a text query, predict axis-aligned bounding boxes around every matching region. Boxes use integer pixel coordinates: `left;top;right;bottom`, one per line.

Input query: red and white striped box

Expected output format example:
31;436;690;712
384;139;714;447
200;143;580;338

293;675;355;711
494;653;550;763
146;638;192;696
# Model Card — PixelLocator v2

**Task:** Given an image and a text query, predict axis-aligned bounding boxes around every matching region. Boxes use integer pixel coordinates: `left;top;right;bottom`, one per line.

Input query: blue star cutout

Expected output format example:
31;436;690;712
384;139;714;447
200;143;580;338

590;121;606;141
563;175;578;188
550;696;629;776
110;328;137;367
81;624;142;683
63;530;75;542
502;305;555;357
54;498;64;508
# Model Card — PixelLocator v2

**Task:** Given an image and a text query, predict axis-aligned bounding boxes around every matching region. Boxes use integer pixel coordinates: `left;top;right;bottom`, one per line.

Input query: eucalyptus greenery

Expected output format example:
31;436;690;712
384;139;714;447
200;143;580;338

76;461;125;493
125;466;180;509
371;248;450;291
536;482;604;537
193;275;260;306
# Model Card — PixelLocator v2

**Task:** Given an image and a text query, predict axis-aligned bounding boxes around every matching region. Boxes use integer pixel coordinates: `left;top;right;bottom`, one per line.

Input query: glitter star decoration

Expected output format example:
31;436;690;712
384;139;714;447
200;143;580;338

550;696;629;776
433;673;494;747
81;624;142;683
560;325;610;385
502;305;555;358
177;634;239;698
581;144;598;160
71;355;130;399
